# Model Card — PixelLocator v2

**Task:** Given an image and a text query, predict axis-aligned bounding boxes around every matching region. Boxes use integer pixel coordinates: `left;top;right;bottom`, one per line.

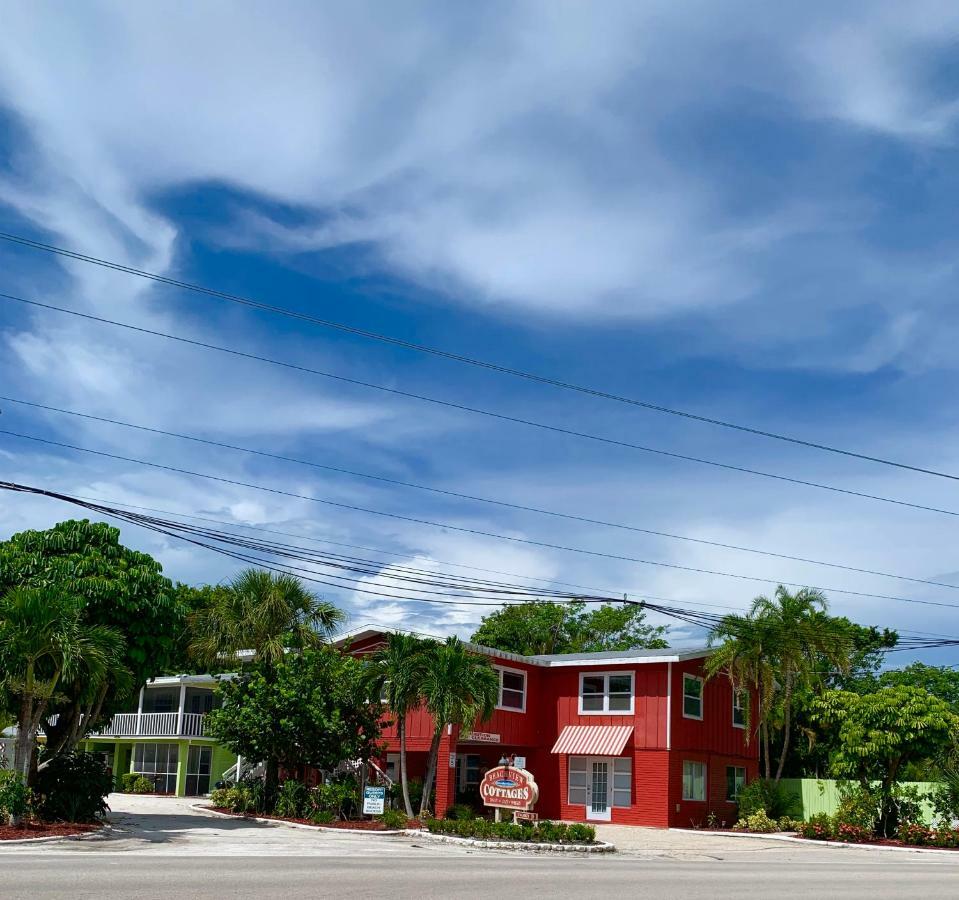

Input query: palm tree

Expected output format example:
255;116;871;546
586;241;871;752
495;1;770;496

0;586;120;823
707;586;852;782
187;569;345;805
706;610;777;777
418;637;499;817
364;633;428;817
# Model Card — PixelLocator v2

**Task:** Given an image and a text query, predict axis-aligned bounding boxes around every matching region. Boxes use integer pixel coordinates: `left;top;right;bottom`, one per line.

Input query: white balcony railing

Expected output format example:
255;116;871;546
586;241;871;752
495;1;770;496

58;711;209;738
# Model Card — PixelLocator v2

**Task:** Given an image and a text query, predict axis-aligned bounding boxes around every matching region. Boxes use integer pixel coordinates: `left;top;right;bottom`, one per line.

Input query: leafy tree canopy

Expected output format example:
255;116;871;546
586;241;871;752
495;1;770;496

874;664;959;711
470;600;668;656
0;520;183;759
207;648;383;774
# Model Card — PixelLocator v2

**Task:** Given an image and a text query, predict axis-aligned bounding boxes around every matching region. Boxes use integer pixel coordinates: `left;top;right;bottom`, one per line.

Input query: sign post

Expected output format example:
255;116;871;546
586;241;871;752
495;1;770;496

362;786;386;816
479;764;539;823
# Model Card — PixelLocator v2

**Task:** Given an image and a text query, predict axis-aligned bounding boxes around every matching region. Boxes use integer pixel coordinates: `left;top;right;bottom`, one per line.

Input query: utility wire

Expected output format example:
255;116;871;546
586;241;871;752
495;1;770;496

4;480;953;653
4;432;959;611
5;394;958;593
2;230;954;481
4;291;959;521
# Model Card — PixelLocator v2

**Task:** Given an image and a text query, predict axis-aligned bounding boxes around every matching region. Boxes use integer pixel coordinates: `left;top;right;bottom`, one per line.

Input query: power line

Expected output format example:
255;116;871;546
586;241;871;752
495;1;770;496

5;290;959;521
5;480;955;654
2;229;954;482
45;489;959;642
5;431;959;612
6;394;958;593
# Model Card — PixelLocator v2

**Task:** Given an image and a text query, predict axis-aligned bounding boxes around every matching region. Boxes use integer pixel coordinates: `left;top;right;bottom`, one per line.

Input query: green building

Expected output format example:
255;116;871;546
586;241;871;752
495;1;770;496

81;674;240;797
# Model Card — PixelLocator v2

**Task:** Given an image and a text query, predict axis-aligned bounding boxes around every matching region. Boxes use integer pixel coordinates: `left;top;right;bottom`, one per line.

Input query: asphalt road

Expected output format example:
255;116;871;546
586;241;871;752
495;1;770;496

2;795;958;898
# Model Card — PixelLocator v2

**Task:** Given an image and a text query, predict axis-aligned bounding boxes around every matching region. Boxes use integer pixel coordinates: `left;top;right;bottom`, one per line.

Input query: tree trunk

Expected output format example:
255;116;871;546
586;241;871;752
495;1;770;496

419;727;442;818
761;722;771;780
398;716;413;818
264;757;280;814
774;676;793;783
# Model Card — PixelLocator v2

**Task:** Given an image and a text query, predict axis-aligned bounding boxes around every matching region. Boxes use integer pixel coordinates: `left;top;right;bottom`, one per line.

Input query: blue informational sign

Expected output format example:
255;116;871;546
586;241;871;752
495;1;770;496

363;785;386;815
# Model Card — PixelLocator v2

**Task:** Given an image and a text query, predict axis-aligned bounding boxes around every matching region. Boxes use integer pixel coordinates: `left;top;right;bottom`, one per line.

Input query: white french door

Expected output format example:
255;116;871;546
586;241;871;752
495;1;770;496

587;759;611;821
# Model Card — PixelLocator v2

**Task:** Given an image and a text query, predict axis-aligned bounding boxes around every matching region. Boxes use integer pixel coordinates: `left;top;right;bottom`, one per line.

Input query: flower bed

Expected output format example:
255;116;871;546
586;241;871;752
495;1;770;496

0;821;102;841
206;807;420;831
794;815;959;849
426;817;596;845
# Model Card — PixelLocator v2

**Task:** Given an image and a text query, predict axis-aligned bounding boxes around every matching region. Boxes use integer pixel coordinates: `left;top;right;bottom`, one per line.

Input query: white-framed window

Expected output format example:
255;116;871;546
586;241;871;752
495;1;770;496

732;689;747;729
579;671;634;715
567;756;632;808
496;666;526;712
682;760;706;801
133;742;179;794
682;674;703;720
726;766;746;801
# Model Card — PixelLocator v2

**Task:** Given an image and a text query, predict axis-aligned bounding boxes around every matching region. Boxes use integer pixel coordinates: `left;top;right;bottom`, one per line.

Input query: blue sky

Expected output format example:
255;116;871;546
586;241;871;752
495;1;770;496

1;1;959;663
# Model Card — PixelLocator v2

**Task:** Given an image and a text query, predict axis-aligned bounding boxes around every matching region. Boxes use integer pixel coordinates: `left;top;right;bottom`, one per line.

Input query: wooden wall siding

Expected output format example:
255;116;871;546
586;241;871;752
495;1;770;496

669;660;756;757
667;750;760;827
553;750;670;827
544;663;669;750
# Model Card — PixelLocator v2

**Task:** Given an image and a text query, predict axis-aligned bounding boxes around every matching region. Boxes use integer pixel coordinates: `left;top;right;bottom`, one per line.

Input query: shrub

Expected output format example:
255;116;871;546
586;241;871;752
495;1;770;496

444;803;475;821
425;817;595;844
120;772;156;794
834;784;879;833
898;822;932;845
274;780;309;818
834;822;873;843
33;751;112;822
309;778;359;820
309;809;335;825
929;827;959;849
735;779;796;820
733;810;779;833
930;770;959;828
120;772;139;793
0;770;32;824
209;786;232;809
777;816;798;832
378;808;409;830
889;784;925;832
796;813;833;840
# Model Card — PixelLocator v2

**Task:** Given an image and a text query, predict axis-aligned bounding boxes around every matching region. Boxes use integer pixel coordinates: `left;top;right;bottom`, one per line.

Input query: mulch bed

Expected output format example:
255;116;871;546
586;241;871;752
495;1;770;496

808;836;959;851
206;807;421;830
0;821;102;841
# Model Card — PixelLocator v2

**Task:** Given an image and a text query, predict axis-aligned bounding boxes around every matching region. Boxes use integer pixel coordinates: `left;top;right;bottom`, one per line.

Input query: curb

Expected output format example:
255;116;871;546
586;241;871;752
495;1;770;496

0;824;110;846
412;831;615;853
193;805;410;835
670;827;959;855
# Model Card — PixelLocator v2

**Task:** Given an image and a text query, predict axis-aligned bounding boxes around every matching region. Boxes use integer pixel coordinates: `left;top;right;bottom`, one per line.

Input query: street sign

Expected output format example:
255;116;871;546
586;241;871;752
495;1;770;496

363;786;386;815
514;810;538;822
479;765;539;811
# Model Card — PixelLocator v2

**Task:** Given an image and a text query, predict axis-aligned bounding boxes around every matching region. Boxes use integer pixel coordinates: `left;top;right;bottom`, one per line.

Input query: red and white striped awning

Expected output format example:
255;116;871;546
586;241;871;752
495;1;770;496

550;725;633;756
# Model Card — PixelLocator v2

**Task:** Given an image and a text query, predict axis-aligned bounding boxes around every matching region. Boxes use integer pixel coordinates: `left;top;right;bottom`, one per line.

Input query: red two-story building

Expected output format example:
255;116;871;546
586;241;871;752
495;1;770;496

339;626;758;828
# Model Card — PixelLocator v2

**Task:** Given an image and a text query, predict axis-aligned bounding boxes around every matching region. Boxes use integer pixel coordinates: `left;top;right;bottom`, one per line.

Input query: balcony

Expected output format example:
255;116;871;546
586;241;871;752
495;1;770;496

94;712;209;738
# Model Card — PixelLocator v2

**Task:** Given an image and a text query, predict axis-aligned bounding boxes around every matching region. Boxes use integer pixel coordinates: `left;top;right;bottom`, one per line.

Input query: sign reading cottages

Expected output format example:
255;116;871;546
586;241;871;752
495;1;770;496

479;766;539;811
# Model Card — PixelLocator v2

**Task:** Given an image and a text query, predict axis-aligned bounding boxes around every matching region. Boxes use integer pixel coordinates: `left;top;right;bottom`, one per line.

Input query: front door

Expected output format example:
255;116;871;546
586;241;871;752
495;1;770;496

587;759;611;821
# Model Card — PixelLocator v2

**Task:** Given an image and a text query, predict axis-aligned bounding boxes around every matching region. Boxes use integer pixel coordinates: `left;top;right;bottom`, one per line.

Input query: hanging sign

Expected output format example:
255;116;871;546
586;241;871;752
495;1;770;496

479;765;539;811
461;731;501;744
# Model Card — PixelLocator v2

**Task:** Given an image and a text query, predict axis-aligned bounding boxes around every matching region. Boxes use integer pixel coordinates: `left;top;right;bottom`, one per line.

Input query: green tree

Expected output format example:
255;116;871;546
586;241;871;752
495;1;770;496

188;568;345;806
707;586;852;781
0;520;182;760
0;586;120;819
875;663;959;710
813;686;959;835
207;648;383;802
471;600;667;656
363;633;428;817
418;637;499;816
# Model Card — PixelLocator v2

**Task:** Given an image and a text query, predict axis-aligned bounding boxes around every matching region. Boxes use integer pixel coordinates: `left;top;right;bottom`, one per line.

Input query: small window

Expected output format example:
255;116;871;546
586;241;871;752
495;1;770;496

612;757;632;808
726;766;746;801
568;756;587;805
496;668;526;711
578;672;634;715
682;674;703;719
683;760;706;801
732;690;747;729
